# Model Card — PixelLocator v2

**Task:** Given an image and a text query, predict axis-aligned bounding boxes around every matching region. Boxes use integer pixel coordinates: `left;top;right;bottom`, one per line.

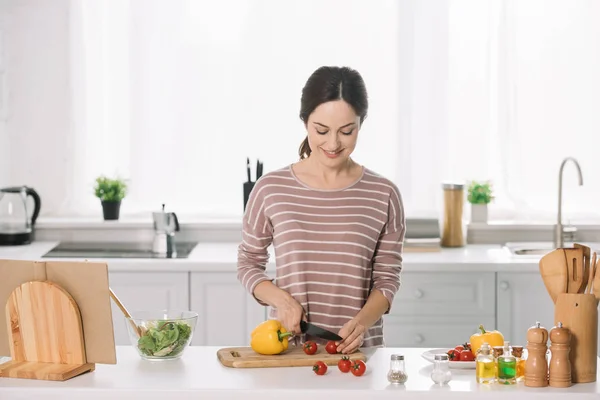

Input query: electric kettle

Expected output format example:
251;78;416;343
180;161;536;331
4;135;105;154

0;186;42;245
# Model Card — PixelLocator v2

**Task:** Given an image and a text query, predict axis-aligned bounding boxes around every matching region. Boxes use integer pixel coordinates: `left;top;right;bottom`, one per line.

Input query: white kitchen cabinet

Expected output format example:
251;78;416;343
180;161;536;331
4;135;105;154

383;315;496;348
189;272;267;346
107;271;190;346
496;272;555;347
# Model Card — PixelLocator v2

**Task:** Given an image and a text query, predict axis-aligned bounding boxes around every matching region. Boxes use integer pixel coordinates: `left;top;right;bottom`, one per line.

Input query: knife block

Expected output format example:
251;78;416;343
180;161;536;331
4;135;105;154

0;280;95;381
554;293;598;383
243;181;256;211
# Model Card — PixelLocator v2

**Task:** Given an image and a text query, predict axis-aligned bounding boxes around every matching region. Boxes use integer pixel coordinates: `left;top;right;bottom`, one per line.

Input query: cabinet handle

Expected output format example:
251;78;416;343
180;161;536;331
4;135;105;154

500;281;509;291
414;334;424;344
414;289;424;299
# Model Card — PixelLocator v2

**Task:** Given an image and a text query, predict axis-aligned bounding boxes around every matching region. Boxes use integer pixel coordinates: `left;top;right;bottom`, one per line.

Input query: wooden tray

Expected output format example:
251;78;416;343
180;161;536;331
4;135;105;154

217;346;367;368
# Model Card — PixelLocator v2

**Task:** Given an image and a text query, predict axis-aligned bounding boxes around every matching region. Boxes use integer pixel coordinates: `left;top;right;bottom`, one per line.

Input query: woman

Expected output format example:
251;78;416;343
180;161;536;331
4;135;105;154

237;66;405;354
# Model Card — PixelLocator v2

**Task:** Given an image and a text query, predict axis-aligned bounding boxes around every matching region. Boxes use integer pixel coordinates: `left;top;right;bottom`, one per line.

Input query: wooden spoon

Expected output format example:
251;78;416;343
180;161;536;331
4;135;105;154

592;258;600;301
574;243;590;293
539;248;569;303
564;247;584;293
109;288;143;338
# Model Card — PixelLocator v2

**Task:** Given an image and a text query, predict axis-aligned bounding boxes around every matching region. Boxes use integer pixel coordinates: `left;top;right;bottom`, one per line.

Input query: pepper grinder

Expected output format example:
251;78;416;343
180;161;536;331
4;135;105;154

525;321;549;387
549;322;572;388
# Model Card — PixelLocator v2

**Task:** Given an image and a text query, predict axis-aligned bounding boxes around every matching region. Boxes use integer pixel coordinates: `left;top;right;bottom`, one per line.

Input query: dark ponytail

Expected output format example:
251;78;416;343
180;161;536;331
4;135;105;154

299;136;311;160
298;66;368;160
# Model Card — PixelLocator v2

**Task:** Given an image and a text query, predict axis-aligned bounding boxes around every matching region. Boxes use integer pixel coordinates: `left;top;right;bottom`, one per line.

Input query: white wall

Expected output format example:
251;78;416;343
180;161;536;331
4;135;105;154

0;0;72;215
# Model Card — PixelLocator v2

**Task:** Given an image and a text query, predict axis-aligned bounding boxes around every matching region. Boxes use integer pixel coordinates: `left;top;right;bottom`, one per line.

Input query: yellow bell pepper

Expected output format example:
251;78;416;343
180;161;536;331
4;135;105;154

470;324;504;355
250;320;294;355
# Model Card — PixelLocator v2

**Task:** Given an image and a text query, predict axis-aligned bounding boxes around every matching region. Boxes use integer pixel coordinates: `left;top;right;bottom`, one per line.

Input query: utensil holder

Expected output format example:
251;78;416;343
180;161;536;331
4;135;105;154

243;181;256;211
554;293;598;383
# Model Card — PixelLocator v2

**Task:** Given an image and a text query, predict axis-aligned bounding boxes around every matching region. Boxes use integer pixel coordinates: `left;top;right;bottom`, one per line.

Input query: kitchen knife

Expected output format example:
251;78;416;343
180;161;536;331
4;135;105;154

300;320;342;341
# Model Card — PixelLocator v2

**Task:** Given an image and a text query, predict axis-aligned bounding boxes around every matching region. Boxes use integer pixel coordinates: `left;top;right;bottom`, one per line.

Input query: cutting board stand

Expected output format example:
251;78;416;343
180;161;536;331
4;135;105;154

217;346;367;368
554;293;598;383
0;280;95;381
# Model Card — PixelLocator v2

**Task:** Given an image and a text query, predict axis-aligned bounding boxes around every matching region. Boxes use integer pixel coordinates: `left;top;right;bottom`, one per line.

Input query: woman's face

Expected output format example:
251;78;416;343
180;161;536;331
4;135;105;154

306;100;361;167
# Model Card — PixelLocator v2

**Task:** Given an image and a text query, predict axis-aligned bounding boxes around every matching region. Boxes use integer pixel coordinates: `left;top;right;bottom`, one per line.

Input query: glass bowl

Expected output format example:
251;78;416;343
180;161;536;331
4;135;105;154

125;310;198;361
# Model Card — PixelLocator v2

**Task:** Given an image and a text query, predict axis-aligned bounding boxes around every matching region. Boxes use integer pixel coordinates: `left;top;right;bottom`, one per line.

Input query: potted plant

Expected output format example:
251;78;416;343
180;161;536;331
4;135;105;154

467;181;493;223
94;175;128;220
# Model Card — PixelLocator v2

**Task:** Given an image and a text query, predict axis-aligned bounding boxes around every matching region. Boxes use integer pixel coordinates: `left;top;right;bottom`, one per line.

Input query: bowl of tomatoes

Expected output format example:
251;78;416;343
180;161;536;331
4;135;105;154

421;343;475;369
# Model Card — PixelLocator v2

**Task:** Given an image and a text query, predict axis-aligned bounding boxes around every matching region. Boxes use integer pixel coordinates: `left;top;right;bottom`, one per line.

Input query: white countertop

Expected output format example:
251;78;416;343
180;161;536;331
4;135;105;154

0;346;598;399
0;241;546;273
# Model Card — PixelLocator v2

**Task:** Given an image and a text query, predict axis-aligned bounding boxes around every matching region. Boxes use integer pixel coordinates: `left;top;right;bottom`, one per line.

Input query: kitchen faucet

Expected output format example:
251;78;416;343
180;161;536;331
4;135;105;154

554;157;583;249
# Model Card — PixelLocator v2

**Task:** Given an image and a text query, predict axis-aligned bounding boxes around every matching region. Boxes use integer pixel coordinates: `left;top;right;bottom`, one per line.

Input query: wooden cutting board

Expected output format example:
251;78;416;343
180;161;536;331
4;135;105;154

217;346;367;368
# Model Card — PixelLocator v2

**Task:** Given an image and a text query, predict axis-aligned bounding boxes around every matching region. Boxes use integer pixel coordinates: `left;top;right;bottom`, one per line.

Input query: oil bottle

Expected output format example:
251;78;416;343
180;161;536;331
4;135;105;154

498;341;517;384
476;342;496;384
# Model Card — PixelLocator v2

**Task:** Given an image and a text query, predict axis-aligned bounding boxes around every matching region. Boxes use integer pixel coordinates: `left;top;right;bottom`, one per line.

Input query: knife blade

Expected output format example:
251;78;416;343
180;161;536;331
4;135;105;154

300;320;342;341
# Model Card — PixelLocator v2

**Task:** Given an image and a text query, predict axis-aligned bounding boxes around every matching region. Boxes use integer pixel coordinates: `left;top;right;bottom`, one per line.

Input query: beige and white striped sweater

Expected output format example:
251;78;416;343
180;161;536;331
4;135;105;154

237;164;405;347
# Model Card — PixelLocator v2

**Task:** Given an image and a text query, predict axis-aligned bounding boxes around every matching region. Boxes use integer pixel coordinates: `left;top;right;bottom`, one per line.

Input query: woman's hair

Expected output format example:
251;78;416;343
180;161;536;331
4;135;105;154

298;66;369;160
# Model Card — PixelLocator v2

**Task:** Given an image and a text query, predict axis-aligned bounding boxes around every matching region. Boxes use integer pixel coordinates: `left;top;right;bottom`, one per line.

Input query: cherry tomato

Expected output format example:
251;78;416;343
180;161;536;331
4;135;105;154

338;356;352;373
460;349;475;361
313;361;327;375
325;341;338;354
447;349;461;361
454;345;464;353
351;360;366;376
303;341;318;355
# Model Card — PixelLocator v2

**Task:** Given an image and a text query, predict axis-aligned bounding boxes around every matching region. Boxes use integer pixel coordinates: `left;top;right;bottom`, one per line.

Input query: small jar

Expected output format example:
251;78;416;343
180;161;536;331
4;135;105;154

431;354;452;385
387;354;408;384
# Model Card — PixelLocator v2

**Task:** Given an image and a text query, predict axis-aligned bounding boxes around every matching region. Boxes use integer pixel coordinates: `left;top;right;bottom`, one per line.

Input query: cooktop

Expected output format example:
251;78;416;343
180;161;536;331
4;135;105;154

41;241;198;259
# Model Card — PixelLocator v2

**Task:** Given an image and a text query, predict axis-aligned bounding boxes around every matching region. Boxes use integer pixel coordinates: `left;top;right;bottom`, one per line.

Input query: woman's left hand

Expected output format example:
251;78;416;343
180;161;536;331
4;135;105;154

336;319;366;354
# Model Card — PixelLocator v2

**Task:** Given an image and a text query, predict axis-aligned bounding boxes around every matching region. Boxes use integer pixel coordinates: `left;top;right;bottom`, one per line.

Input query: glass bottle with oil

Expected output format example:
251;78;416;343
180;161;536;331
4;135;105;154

498;341;517;384
511;345;525;382
476;342;496;384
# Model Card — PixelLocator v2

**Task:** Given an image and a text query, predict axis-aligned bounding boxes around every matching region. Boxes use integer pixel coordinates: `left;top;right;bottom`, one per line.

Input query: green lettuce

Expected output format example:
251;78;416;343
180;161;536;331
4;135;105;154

137;320;192;357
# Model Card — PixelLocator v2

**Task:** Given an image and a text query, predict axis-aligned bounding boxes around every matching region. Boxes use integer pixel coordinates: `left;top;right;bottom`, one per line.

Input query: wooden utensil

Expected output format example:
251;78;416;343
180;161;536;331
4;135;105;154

0;281;95;381
539;249;569;303
593;258;600;300
217;346;367;368
564;248;584;293
574;243;590;293
586;252;597;294
109;288;143;338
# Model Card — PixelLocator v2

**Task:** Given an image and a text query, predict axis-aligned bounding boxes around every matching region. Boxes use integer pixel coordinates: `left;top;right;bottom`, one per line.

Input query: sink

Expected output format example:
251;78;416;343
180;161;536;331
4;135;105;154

42;241;198;259
504;241;600;257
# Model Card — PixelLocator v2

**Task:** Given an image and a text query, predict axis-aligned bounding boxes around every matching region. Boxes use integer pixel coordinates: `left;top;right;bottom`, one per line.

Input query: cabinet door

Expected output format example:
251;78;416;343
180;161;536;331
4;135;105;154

190;272;266;346
108;272;189;345
496;272;555;347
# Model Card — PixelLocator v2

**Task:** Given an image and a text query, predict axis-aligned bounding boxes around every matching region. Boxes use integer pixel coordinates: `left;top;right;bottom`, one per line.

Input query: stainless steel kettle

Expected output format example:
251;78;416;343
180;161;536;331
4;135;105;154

0;186;42;245
152;204;179;256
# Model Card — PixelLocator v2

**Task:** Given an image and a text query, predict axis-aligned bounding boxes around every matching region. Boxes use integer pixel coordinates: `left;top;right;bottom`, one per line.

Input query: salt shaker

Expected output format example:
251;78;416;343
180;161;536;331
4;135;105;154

549;321;572;388
431;354;452;385
387;354;408;384
525;321;549;387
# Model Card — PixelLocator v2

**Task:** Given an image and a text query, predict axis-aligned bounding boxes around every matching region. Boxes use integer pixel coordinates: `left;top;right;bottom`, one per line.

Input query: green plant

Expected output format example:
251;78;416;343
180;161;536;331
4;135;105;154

94;175;128;202
467;181;494;205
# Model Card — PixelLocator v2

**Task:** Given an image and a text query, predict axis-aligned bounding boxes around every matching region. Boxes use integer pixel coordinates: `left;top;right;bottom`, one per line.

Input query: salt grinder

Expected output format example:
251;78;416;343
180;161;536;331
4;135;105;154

549;322;572;388
525;321;549;387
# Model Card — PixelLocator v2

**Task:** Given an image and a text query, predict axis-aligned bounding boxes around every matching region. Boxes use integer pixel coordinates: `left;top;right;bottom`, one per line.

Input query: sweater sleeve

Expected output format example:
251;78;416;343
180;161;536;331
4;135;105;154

237;178;274;306
371;184;405;313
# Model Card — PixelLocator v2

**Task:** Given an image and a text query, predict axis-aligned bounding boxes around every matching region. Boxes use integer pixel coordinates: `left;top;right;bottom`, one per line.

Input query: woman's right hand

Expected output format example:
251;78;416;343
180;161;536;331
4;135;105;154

275;295;305;335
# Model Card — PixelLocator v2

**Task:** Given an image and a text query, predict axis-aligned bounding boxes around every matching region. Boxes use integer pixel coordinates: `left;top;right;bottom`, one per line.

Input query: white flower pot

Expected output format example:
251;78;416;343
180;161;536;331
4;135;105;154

471;204;488;223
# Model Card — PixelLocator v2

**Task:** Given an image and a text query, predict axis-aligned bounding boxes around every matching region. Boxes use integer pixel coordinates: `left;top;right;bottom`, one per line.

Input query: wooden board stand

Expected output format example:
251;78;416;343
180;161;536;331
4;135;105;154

0;280;95;381
217;346;367;368
554;293;598;383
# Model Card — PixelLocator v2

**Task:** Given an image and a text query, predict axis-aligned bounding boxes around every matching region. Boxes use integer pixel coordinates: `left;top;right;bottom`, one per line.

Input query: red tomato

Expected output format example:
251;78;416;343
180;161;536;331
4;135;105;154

313;361;327;375
454;345;464;353
338;356;352;373
303;341;318;355
447;349;461;361
351;360;366;376
325;341;338;355
460;350;475;361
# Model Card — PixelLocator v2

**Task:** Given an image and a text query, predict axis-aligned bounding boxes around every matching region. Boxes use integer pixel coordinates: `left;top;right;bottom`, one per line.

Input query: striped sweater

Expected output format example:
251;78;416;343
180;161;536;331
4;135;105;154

237;164;405;347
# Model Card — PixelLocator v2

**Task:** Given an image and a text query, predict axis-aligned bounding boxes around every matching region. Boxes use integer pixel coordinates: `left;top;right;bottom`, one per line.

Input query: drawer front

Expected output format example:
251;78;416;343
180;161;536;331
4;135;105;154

391;271;495;316
382;316;497;348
